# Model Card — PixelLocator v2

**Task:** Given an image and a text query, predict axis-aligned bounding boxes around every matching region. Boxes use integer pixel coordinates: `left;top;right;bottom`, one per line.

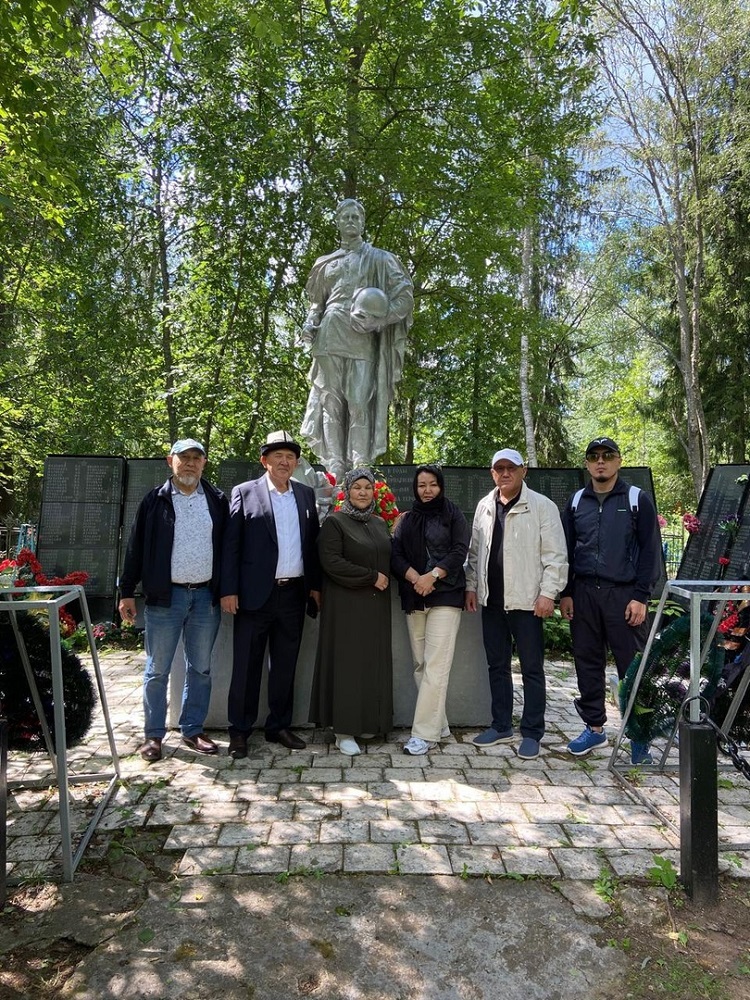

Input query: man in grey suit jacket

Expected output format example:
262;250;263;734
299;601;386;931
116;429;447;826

220;431;321;758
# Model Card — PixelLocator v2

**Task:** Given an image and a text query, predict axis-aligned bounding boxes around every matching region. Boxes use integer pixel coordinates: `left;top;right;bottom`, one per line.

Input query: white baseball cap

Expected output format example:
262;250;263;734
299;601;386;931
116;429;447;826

491;448;525;467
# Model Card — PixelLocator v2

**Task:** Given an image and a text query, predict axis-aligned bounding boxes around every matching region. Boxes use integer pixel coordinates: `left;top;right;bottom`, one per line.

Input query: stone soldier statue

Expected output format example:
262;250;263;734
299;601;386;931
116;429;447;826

300;199;414;483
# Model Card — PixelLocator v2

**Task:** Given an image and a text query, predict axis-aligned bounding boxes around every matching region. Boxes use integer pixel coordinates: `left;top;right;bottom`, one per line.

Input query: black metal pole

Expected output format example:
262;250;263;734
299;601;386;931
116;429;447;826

679;718;719;905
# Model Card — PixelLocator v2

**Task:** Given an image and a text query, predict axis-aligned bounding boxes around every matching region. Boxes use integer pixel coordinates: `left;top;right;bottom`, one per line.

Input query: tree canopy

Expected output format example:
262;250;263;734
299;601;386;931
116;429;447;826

2;0;747;521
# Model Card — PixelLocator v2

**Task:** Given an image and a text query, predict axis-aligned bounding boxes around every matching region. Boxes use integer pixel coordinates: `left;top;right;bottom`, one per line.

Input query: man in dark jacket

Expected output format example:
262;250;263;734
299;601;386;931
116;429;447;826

220;431;321;759
119;439;229;762
560;437;661;762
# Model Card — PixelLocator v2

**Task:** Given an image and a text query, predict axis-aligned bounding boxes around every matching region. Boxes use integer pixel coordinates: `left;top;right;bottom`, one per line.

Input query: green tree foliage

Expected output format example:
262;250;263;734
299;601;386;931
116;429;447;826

1;0;597;518
573;0;750;503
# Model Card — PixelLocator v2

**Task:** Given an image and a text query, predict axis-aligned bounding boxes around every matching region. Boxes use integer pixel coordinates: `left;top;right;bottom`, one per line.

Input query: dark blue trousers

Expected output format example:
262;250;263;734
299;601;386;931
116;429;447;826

228;580;305;737
570;580;648;727
481;606;546;741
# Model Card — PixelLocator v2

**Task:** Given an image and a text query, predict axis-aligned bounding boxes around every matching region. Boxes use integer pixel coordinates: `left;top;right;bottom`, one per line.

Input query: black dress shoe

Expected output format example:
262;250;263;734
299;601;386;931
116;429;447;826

266;728;306;750
228;735;248;760
182;733;218;755
139;737;162;762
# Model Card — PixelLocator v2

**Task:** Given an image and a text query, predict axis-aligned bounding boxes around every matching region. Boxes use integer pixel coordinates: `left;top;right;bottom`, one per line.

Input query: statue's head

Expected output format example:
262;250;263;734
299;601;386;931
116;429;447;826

350;286;389;334
335;199;365;240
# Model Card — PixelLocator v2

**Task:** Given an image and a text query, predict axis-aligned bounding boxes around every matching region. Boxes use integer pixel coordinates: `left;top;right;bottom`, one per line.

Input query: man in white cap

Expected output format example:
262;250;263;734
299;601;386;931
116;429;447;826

119;439;229;763
465;448;568;760
220;431;321;759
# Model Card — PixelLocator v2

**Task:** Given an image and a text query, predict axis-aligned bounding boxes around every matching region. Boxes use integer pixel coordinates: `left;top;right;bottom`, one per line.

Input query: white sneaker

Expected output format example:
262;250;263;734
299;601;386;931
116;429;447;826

335;735;361;756
403;736;437;756
440;725;451;739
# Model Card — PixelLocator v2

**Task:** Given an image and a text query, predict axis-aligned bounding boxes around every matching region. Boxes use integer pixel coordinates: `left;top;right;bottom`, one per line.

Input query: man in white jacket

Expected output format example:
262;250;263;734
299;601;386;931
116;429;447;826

465;449;568;760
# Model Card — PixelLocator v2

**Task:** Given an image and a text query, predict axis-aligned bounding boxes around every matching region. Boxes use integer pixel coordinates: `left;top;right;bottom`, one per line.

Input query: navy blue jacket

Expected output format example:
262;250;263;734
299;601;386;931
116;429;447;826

120;477;229;606
220;476;321;611
561;477;660;603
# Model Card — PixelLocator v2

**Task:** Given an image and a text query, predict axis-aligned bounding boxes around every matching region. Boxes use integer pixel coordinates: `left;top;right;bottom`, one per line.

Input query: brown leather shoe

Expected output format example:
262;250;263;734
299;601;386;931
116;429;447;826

139;737;162;762
265;728;306;750
182;733;218;755
228;735;248;760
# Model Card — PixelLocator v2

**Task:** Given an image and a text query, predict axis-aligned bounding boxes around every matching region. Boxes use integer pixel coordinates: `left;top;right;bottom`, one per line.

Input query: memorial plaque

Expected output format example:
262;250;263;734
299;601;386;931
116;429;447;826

526;468;584;511
121;459;169;546
216;459;263;497
40;455;124;503
38;546;120;595
678;465;750;581
380;465;659;519
377;465;415;512
37;456;125;596
441;467;494;515
39;502;120;548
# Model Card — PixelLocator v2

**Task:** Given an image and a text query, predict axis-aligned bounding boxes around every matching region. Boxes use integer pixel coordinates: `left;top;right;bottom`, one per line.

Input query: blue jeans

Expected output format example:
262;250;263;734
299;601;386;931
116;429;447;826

143;585;220;739
481;606;546;741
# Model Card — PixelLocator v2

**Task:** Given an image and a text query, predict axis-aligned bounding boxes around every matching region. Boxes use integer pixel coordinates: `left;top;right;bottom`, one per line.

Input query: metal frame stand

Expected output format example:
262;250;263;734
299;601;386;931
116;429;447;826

1;586;121;882
607;579;750;900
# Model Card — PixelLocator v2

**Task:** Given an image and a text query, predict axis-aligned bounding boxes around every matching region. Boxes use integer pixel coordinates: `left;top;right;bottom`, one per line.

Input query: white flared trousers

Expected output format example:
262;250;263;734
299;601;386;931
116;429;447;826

406;606;462;742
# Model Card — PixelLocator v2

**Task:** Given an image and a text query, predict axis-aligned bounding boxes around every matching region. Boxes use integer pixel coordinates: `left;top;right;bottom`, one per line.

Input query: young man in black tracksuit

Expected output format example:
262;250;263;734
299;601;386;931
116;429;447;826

559;437;661;762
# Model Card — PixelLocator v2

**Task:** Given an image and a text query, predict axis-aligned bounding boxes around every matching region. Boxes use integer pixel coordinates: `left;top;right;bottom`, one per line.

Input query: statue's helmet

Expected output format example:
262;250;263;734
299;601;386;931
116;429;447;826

350;286;389;333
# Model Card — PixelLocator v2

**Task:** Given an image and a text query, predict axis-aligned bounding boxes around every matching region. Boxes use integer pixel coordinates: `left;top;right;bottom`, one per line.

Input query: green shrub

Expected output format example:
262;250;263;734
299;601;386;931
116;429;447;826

544;609;572;655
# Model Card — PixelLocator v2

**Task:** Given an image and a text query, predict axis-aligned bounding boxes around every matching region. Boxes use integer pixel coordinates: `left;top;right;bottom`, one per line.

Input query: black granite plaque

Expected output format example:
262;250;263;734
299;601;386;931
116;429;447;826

526;468;585;511
216;460;263;496
121;459;169;547
380;465;658;518
41;455;124;503
376;466;415;512
37;546;120;596
678;466;750;581
38;503;120;548
37;456;125;595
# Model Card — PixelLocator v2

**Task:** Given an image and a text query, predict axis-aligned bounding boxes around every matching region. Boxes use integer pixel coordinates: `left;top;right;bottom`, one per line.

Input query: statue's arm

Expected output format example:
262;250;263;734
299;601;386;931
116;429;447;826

302;303;322;344
383;255;414;326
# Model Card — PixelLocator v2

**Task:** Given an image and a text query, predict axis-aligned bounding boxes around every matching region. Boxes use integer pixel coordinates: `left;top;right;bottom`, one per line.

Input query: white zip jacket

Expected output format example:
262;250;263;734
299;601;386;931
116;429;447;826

465;482;568;610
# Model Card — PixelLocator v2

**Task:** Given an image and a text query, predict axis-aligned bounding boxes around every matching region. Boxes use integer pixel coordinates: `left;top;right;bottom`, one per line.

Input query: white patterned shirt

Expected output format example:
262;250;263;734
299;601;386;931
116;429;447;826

170;481;214;584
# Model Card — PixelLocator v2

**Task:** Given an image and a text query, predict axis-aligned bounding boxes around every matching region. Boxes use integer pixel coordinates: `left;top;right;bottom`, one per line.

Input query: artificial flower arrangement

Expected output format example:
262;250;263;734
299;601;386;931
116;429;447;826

682;512;701;534
332;477;400;530
0;547;89;637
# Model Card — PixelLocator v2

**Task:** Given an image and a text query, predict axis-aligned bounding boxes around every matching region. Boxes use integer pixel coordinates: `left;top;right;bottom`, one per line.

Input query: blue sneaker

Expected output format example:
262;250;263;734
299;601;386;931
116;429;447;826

472;727;514;747
517;737;540;760
630;741;654;765
567;726;608;756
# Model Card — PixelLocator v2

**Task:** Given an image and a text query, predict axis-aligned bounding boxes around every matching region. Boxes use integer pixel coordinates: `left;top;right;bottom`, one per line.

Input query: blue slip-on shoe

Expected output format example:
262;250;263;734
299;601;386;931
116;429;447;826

517;737;540;760
630;741;654;765
472;727;514;747
567;726;608;756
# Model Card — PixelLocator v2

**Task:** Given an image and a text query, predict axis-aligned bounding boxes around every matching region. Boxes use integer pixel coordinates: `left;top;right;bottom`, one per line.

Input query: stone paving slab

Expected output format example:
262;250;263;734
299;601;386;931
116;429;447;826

4;650;750;886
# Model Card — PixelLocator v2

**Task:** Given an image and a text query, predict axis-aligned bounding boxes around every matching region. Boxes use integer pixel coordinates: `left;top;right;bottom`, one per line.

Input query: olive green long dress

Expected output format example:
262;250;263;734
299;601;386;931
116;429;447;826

310;511;393;737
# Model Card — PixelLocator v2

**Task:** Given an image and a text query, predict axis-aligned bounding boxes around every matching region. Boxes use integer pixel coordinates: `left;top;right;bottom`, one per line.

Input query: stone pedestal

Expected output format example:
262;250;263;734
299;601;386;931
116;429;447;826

169;590;492;730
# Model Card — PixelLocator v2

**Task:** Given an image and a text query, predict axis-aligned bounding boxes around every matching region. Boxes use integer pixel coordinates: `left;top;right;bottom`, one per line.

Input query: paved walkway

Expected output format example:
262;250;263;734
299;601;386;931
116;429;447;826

6;651;750;885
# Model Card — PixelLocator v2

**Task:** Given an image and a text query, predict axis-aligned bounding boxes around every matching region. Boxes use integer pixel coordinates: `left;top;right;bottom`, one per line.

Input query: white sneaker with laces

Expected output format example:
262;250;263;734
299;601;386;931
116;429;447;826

403;736;437;756
335;735;361;756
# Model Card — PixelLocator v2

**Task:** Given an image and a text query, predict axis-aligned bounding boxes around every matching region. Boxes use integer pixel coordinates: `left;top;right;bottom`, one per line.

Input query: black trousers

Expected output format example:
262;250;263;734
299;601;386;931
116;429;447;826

570;580;648;727
228;580;305;736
